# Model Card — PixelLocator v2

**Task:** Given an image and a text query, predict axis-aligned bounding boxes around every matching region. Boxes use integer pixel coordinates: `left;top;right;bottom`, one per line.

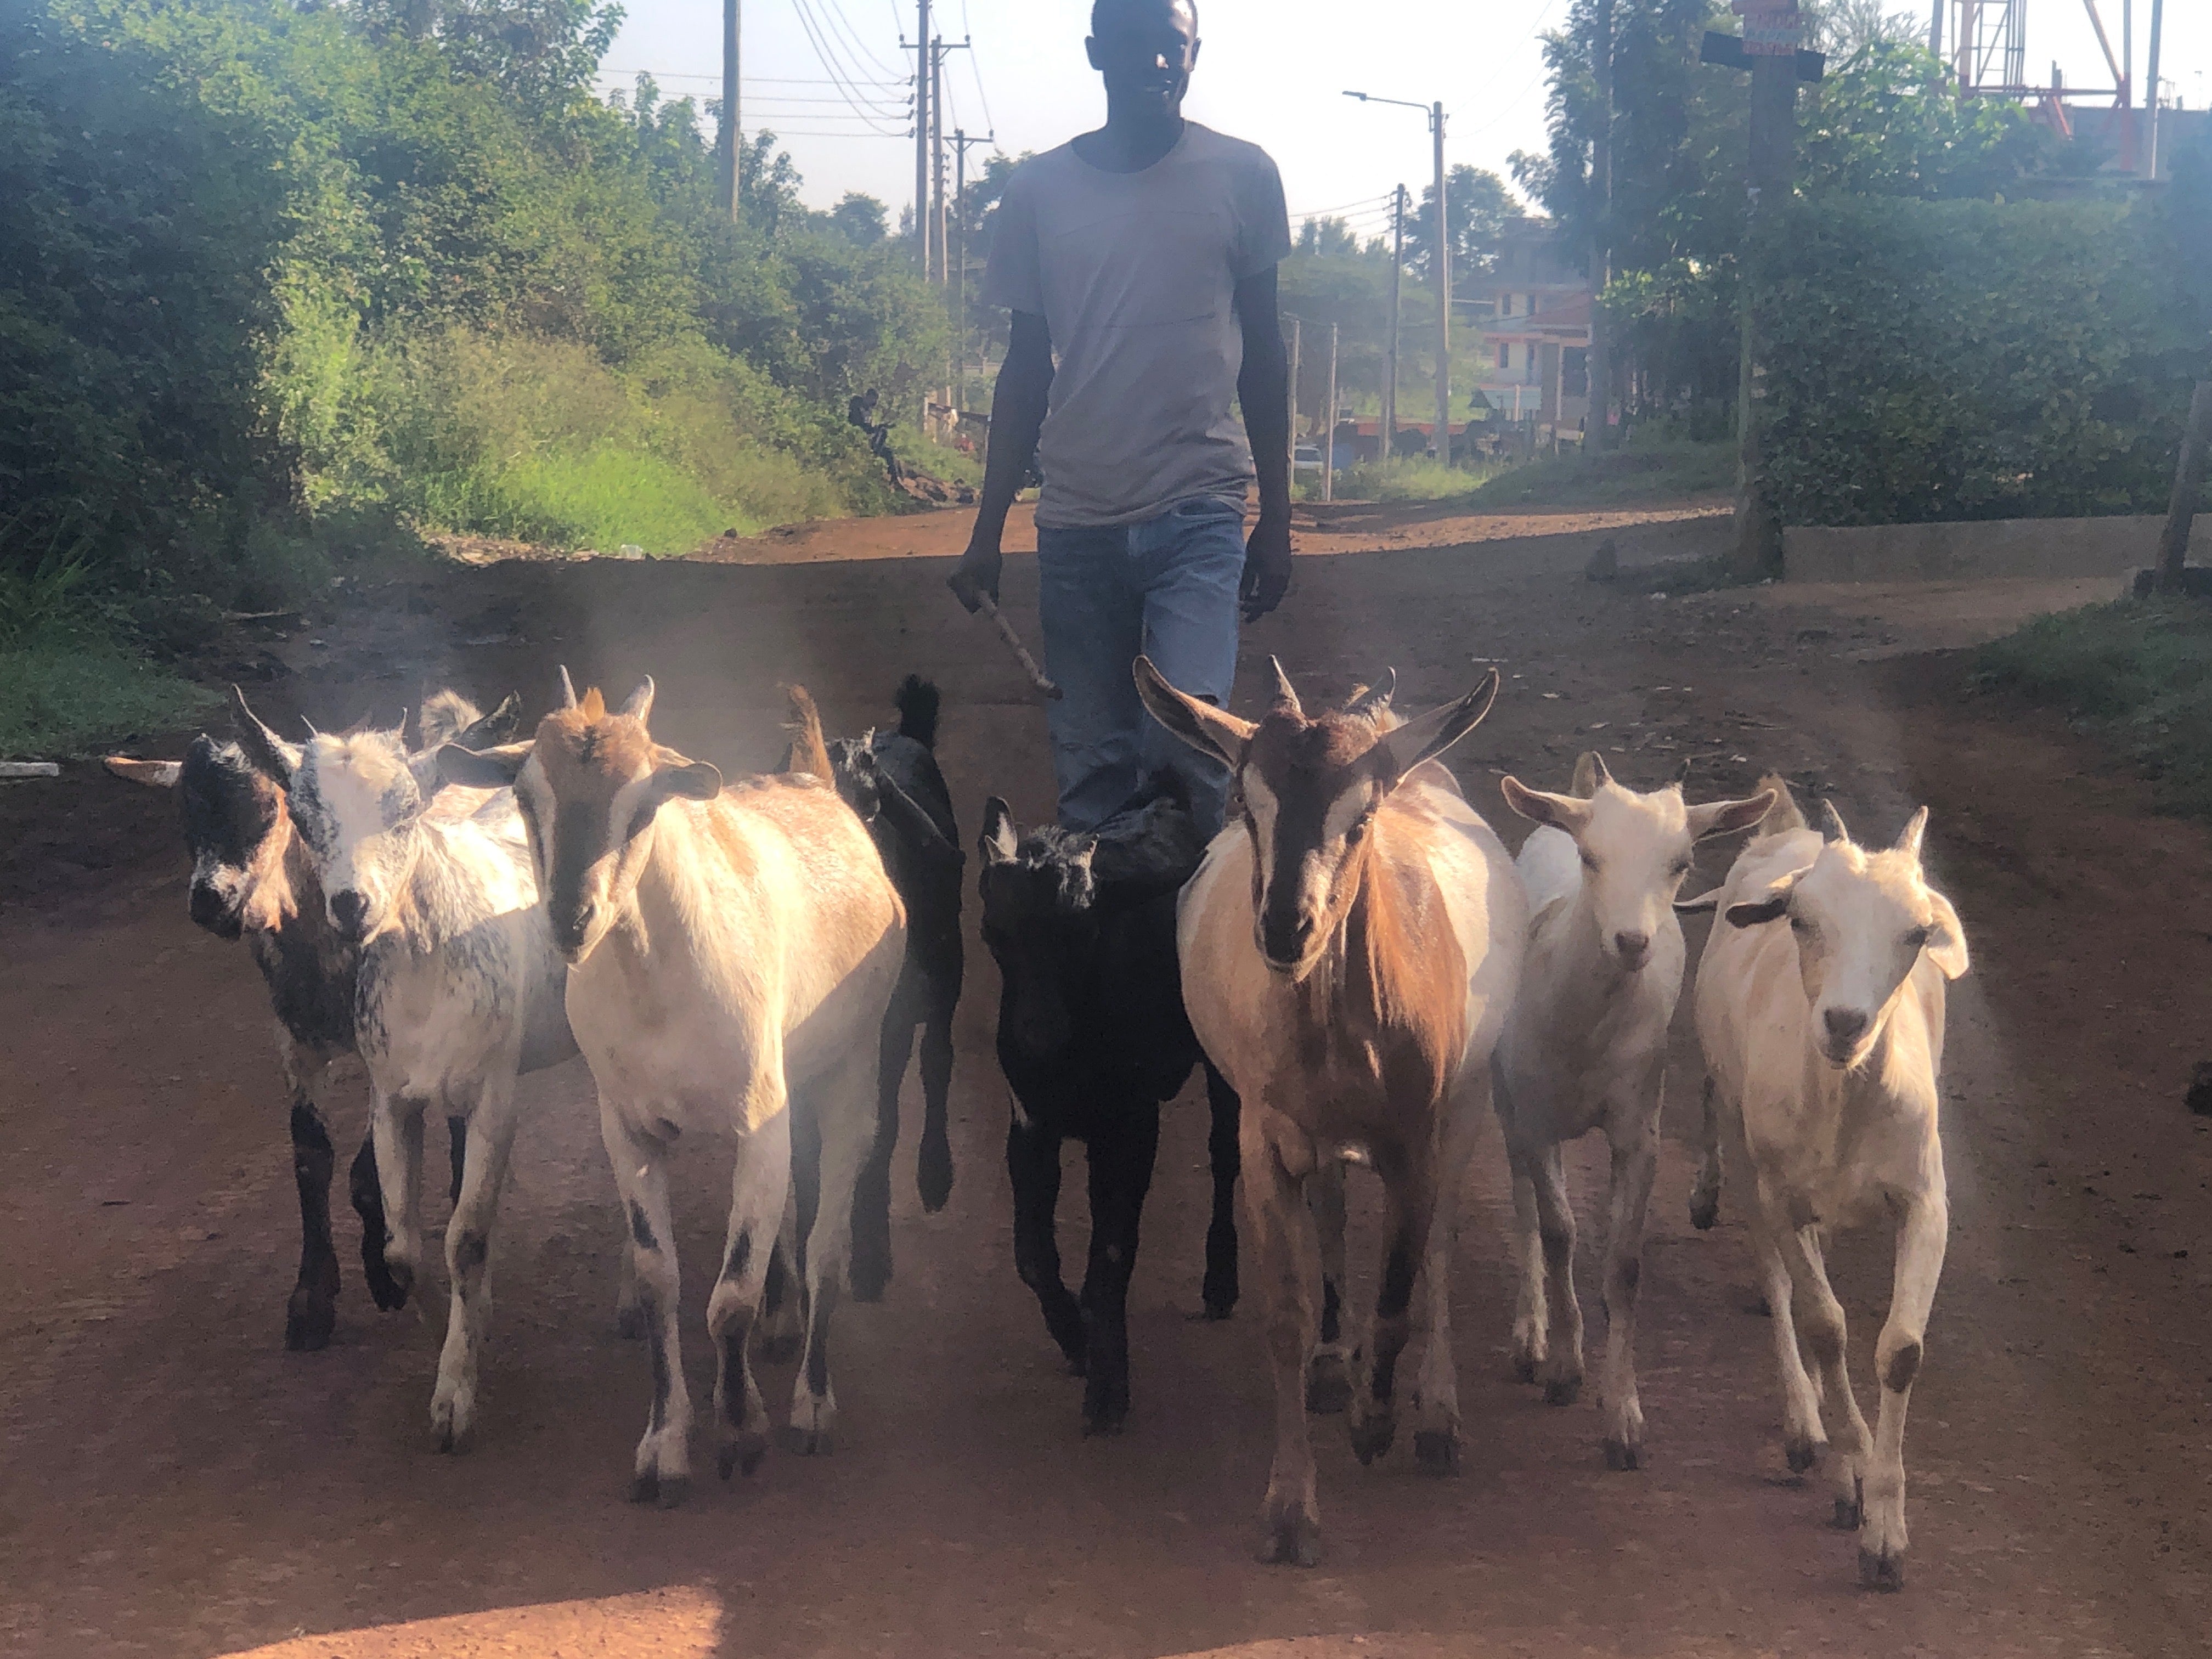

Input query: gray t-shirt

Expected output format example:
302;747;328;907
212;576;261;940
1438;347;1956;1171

985;123;1291;529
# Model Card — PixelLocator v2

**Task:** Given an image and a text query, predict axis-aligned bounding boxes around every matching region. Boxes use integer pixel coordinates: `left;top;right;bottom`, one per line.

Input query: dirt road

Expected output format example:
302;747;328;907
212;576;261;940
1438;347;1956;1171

4;502;2211;1658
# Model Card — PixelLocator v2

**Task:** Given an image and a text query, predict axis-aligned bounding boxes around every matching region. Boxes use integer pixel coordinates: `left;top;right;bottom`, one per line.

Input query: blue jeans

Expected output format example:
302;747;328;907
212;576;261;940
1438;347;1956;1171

1036;494;1245;837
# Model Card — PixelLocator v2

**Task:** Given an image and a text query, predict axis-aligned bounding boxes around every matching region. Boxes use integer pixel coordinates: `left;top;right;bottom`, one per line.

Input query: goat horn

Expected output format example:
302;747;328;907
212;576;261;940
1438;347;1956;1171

1821;798;1850;844
1346;667;1397;718
1893;805;1929;861
556;665;579;709
1268;656;1302;716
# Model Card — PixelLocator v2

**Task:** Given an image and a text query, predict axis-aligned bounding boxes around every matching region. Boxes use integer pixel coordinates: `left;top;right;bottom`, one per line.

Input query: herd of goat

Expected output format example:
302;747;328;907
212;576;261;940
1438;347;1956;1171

107;657;1970;1592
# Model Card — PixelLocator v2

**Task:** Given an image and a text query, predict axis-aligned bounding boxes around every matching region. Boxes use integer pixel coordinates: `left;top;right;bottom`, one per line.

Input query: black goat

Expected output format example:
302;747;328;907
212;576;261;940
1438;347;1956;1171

977;776;1239;1435
107;690;518;1350
787;676;963;1304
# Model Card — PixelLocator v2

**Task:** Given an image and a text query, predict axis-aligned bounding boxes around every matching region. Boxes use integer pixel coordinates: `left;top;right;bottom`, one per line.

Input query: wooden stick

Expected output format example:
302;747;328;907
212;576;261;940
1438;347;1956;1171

973;592;1063;700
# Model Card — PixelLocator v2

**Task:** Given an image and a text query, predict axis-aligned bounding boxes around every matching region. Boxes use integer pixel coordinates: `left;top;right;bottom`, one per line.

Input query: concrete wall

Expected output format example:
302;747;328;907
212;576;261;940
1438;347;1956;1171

1783;514;2212;584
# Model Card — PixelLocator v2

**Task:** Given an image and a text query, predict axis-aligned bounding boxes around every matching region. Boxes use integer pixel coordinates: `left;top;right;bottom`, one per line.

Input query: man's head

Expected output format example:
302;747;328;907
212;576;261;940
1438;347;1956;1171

1087;0;1199;122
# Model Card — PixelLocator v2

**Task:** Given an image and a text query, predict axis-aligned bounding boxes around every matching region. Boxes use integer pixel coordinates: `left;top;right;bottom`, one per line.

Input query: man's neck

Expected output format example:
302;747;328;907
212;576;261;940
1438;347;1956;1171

1071;110;1186;174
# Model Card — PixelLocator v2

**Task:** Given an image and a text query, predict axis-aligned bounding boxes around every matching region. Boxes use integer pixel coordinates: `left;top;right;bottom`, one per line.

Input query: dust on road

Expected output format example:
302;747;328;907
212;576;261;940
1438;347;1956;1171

3;503;2209;1658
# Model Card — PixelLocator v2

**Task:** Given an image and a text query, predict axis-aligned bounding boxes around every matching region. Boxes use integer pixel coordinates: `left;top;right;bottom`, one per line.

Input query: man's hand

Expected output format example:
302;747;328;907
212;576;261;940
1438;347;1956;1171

1240;512;1291;621
947;536;1005;614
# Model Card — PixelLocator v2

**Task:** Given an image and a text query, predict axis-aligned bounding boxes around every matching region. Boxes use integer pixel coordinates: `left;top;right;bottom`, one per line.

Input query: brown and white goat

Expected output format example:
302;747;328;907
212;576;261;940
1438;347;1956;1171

1135;657;1525;1567
441;675;905;1505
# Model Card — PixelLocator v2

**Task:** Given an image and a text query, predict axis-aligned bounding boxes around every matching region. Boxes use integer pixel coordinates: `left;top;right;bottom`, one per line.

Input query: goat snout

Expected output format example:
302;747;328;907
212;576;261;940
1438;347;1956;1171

1612;929;1652;970
329;890;369;940
190;882;243;939
1821;1006;1870;1058
553;904;597;959
1259;911;1317;970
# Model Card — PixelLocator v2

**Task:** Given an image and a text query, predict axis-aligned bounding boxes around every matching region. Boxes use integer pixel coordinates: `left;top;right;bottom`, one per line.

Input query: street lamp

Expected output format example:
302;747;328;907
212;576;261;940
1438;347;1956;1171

1346;91;1452;465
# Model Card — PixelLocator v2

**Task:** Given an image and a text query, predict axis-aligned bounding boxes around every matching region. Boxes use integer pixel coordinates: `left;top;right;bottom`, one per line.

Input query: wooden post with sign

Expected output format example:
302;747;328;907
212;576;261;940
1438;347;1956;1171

1703;4;1825;580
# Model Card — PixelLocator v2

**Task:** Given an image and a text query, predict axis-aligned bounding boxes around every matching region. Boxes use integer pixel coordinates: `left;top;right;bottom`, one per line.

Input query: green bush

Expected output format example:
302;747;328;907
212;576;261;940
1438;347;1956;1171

1976;599;2212;819
1464;437;1735;508
1759;195;2205;527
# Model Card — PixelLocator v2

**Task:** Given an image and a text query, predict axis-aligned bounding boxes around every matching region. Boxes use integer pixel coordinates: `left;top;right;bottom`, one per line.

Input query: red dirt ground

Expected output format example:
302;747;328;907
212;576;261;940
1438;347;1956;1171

3;501;2209;1658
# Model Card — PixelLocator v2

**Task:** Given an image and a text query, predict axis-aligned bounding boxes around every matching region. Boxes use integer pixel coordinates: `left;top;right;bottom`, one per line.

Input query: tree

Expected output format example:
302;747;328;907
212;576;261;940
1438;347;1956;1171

1406;163;1526;284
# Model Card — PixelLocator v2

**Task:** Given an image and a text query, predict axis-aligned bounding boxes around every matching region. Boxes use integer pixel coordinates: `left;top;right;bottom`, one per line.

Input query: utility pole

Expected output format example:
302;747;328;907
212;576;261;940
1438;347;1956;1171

1701;6;1824;579
2123;0;2134;173
930;38;947;284
2145;0;2165;178
1928;0;1942;59
718;0;741;220
1432;101;1451;466
2157;381;2212;593
1385;184;1405;466
912;0;930;272
950;128;992;414
1323;323;1339;503
1287;318;1302;487
1588;0;1615;449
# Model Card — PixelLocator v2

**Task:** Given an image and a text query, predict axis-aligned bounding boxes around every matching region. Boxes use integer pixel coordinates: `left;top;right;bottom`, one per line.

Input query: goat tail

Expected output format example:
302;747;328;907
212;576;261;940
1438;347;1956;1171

893;674;941;748
416;689;485;749
1757;771;1806;833
782;684;834;783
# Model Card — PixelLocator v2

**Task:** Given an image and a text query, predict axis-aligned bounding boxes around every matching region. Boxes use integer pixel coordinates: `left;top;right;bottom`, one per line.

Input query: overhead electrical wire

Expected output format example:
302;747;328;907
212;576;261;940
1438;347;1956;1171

791;0;915;133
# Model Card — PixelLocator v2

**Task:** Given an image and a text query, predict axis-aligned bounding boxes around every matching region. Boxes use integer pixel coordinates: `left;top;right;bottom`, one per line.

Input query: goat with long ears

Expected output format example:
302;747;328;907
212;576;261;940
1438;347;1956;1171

1134;654;1525;1567
1493;752;1774;1470
1683;775;1968;1590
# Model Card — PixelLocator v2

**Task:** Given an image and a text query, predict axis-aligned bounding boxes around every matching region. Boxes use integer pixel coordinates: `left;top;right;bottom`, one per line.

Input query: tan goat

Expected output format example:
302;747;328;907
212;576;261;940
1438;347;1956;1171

1135;657;1525;1567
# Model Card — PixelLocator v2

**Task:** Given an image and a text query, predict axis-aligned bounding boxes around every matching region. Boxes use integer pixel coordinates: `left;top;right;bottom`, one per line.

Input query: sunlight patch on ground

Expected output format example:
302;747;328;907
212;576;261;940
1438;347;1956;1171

215;1585;721;1658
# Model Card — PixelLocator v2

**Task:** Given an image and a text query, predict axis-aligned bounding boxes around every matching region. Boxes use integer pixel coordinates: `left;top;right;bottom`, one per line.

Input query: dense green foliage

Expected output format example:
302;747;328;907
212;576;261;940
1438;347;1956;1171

1759;196;2203;524
0;0;949;605
1978;600;2212;820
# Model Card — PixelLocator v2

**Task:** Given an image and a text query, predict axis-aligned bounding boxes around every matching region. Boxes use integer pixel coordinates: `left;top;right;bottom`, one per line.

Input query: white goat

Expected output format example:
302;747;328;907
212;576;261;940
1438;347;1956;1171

1494;754;1773;1470
1135;658;1524;1568
441;676;904;1506
232;689;576;1453
1683;777;1968;1590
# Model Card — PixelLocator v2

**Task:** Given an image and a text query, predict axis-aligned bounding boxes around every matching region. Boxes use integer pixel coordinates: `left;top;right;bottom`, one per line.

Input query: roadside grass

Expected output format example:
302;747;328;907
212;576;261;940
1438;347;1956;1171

1464;438;1735;510
1325;456;1502;504
1975;597;2212;817
0;633;219;759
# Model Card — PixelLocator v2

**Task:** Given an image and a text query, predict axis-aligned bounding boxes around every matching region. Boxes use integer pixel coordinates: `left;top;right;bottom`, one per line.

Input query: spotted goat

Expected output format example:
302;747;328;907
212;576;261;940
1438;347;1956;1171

1681;778;1968;1590
1135;657;1525;1567
107;690;519;1351
229;687;575;1451
441;674;905;1505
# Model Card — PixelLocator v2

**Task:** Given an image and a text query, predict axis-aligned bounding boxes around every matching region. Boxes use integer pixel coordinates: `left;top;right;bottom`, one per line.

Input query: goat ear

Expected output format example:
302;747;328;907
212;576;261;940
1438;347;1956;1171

1922;889;1968;980
1724;869;1804;928
455;693;523;751
620;677;656;723
1133;656;1256;769
1375;670;1498;785
230;686;300;784
874;769;963;868
437;740;531;791
979;796;1020;865
1688;788;1779;842
106;757;183;788
1570;751;1610;798
650;757;720;801
1674;888;1722;915
1500;774;1592;833
1893;804;1930;863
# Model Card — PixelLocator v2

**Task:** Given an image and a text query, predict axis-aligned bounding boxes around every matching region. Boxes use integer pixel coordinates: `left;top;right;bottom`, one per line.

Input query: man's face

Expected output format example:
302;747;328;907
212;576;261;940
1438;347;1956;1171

1087;0;1199;119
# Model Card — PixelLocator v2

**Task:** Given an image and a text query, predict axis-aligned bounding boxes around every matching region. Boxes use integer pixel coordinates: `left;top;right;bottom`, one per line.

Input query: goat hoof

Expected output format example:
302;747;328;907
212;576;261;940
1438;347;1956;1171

1305;1353;1351;1415
1832;1475;1864;1529
615;1304;648;1342
1080;1409;1126;1438
1858;1547;1905;1592
629;1467;686;1506
1348;1413;1396;1466
779;1424;833;1457
1542;1376;1582;1408
1784;1435;1822;1474
1509;1352;1539;1386
1259;1511;1323;1568
917;1143;953;1214
717;1432;768;1481
285;1299;336;1353
1413;1430;1461;1477
756;1330;801;1364
1745;1293;1773;1318
1689;1196;1719;1231
1201;1271;1238;1321
366;1254;410;1313
849;1263;890;1305
1604;1437;1643;1472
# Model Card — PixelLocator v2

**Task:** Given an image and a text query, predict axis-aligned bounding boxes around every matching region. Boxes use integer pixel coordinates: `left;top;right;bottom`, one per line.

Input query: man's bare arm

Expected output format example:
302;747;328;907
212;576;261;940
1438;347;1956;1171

949;311;1054;611
1235;267;1292;620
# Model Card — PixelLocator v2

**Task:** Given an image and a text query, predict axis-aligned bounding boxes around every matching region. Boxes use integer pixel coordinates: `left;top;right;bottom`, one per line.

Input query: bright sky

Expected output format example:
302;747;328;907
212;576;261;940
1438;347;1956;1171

596;1;2210;224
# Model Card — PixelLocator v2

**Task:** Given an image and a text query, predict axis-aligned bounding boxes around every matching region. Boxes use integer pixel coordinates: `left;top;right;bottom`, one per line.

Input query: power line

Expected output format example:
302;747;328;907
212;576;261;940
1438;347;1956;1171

603;70;907;87
960;0;1000;142
792;0;914;131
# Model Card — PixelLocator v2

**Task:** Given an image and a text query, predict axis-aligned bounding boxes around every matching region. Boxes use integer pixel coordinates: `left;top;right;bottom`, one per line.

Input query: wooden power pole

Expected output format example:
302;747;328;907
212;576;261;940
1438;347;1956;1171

1323;323;1339;503
1702;5;1825;580
1588;0;1615;450
1386;184;1405;466
2157;381;2212;592
1432;101;1451;466
718;0;741;221
912;0;930;272
1287;318;1302;486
